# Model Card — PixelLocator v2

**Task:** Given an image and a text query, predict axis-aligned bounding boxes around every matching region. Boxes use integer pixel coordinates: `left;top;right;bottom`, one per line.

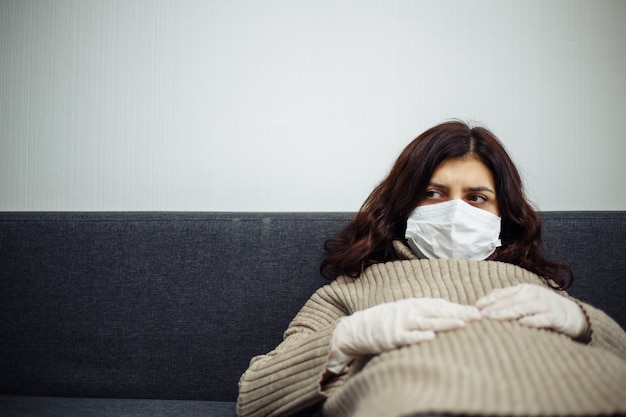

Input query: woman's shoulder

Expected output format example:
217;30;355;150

361;258;548;289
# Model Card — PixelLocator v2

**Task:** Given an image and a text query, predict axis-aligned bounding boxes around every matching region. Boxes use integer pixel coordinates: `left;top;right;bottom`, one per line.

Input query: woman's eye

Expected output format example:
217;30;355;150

468;195;487;203
425;190;442;199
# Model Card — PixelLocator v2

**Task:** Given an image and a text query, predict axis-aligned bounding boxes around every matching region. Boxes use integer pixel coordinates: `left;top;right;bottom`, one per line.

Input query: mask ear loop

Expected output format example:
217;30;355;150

405;238;430;260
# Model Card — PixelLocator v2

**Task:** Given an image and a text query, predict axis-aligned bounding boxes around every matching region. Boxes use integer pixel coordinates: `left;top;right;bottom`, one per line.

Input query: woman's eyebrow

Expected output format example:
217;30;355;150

427;182;449;191
464;186;496;194
428;182;495;195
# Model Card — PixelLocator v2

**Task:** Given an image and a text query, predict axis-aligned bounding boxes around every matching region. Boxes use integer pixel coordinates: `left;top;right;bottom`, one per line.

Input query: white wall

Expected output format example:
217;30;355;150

1;0;625;212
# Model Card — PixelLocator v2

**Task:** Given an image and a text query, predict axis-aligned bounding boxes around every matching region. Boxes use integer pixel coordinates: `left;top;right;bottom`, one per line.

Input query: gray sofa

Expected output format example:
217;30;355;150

1;211;625;417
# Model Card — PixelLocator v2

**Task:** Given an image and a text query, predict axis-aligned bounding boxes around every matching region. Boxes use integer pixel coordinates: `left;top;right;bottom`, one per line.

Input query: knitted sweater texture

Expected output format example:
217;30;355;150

237;246;626;417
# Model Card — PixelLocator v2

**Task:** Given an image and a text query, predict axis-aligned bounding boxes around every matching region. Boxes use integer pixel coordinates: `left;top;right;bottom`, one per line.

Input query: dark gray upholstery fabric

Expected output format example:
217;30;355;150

0;395;236;417
0;212;351;402
539;212;626;325
0;211;624;409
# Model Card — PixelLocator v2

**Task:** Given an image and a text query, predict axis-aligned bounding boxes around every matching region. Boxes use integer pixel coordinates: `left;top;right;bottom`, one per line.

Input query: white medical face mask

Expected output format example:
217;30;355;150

405;199;502;260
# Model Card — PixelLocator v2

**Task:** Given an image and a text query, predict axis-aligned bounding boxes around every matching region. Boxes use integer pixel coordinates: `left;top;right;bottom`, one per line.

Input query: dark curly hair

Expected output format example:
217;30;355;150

321;120;572;289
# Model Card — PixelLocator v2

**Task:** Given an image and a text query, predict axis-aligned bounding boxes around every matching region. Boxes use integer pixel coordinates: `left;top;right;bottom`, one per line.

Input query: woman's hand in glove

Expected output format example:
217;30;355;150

327;298;481;373
476;284;589;339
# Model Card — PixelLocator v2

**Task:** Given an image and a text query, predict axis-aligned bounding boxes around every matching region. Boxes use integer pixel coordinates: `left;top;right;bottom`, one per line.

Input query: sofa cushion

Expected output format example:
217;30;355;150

0;395;236;417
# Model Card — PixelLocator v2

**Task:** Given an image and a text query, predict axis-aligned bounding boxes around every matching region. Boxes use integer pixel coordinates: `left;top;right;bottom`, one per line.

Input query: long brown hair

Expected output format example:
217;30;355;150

321;120;572;289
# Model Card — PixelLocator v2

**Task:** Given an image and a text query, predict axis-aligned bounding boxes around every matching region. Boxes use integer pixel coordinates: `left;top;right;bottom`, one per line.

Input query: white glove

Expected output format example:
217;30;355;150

327;298;481;373
476;284;588;339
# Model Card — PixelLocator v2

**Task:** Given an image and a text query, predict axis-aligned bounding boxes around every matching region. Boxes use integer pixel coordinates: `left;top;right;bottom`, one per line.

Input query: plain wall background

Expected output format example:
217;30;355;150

1;0;625;212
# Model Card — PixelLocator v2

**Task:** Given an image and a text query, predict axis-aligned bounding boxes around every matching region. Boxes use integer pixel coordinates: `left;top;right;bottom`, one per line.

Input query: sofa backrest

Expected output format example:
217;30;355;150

538;212;625;328
0;211;624;402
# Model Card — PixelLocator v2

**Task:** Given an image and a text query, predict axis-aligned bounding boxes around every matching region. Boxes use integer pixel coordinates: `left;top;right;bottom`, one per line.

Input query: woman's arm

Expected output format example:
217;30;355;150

236;286;349;417
576;300;626;360
477;284;626;360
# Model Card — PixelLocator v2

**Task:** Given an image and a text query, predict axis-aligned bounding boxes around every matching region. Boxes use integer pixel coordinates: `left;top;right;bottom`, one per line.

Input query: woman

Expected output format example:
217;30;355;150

237;121;626;417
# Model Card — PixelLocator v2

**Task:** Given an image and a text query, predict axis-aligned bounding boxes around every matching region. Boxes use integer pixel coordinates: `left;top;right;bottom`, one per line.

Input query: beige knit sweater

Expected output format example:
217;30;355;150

237;242;626;417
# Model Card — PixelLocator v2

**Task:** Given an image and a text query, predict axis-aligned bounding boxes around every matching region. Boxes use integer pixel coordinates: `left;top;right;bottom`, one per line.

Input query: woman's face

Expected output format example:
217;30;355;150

418;155;500;216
